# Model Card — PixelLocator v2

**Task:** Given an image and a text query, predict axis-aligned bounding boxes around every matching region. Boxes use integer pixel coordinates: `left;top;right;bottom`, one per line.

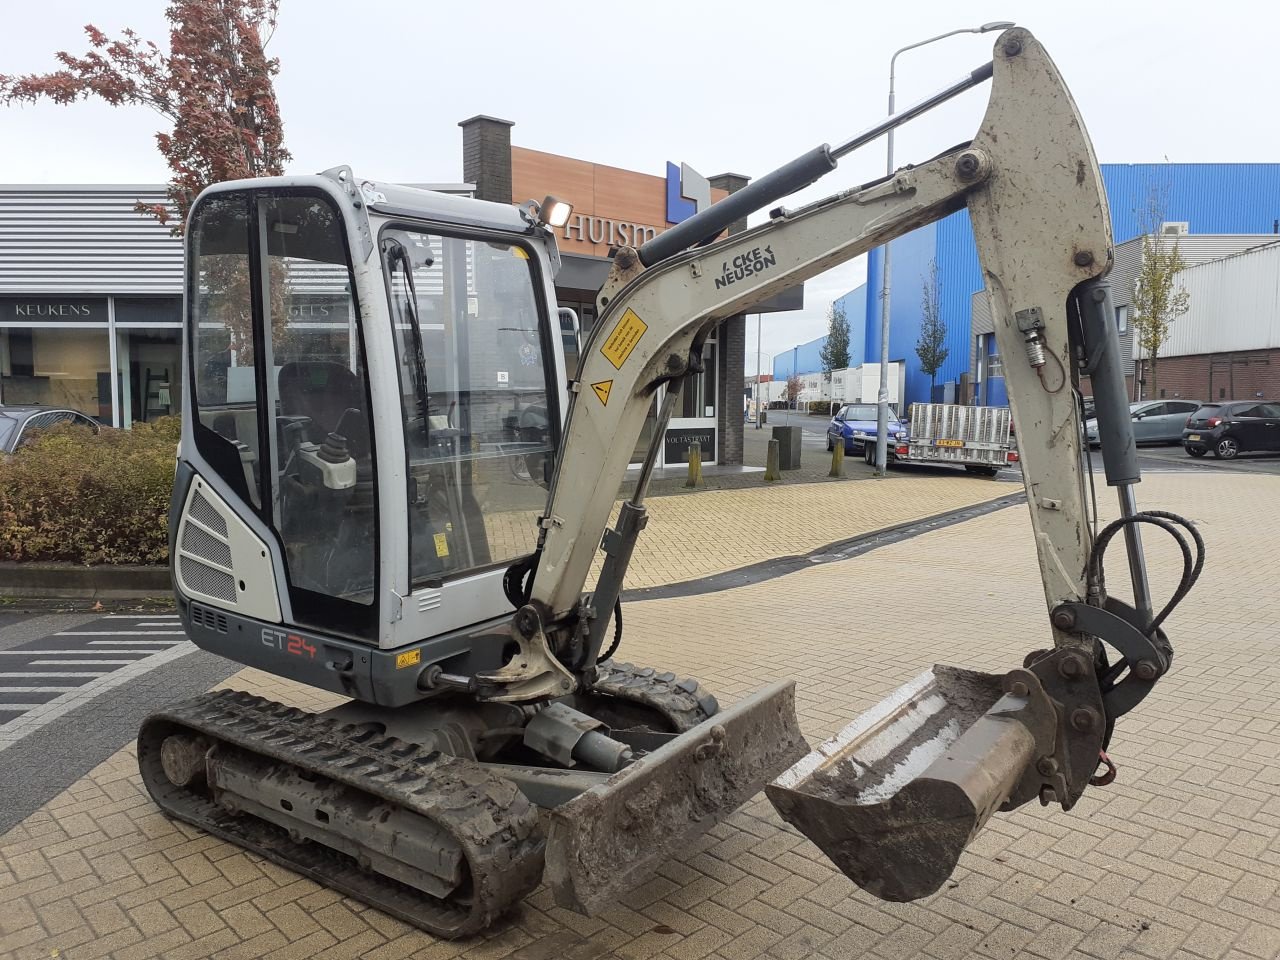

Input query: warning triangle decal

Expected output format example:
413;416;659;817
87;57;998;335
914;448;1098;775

591;380;613;405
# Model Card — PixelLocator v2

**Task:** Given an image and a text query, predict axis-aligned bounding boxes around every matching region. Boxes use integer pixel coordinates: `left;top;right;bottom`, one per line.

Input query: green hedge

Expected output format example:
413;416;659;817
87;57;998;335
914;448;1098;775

0;418;180;565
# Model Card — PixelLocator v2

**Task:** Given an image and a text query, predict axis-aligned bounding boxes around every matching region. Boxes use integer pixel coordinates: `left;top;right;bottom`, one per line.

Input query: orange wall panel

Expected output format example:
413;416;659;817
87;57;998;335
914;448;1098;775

511;146;726;259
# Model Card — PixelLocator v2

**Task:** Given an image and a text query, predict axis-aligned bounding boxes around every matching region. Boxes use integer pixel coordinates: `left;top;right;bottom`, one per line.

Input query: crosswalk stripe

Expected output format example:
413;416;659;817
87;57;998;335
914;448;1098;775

28;660;139;666
0;672;108;678
88;640;179;646
0;650;152;656
0;687;80;694
56;631;185;637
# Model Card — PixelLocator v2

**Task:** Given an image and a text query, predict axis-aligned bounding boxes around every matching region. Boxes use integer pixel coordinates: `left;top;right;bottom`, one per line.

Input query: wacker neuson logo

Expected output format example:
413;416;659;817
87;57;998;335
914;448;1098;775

715;246;777;289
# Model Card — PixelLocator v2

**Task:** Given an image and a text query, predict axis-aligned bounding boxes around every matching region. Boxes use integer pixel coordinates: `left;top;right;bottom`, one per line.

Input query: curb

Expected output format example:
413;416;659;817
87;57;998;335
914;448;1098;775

622;492;1026;602
0;562;171;603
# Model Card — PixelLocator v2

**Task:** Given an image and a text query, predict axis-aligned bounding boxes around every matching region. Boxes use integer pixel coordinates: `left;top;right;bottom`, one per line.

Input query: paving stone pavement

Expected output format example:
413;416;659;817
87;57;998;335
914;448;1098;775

2;471;1279;960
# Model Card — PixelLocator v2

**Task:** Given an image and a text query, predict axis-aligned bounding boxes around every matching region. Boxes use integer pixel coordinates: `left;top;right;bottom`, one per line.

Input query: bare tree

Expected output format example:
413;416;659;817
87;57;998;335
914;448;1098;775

1132;184;1190;398
785;374;802;407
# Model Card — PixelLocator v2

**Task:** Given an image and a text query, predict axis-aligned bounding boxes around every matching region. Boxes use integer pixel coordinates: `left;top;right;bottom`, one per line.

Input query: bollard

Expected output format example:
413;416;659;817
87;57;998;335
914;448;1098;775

829;441;844;478
685;442;704;488
764;438;781;483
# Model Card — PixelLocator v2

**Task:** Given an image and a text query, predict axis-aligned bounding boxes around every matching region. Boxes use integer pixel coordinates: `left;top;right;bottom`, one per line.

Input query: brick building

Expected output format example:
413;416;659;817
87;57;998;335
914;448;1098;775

459;116;802;467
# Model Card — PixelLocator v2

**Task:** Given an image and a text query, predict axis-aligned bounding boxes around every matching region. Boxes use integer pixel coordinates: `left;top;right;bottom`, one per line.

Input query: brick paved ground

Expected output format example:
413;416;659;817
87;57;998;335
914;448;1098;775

2;471;1278;960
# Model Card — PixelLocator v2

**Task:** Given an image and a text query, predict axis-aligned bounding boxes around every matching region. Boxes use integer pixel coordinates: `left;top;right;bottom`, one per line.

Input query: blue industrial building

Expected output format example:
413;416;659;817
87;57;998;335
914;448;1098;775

776;164;1280;405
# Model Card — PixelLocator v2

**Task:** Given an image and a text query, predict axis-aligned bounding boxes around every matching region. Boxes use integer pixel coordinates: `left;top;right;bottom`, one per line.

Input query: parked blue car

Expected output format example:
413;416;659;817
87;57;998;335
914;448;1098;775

827;403;908;454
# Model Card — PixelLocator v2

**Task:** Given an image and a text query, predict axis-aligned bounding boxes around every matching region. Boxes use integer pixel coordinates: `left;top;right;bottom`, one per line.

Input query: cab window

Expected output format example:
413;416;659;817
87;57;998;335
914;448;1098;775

380;227;558;586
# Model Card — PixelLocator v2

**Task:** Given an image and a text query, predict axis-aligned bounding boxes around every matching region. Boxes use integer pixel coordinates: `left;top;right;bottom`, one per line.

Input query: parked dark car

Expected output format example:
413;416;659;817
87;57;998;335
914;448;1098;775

1182;401;1280;459
827;403;907;455
1084;399;1201;446
0;405;102;454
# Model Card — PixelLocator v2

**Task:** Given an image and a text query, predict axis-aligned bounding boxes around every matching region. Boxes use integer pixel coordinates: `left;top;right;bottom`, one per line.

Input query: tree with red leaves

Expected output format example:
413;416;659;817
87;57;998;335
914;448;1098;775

0;0;289;234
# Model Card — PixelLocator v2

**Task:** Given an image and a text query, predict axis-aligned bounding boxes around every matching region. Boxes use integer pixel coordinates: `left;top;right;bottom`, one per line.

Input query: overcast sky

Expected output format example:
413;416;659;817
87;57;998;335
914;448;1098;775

4;0;1278;374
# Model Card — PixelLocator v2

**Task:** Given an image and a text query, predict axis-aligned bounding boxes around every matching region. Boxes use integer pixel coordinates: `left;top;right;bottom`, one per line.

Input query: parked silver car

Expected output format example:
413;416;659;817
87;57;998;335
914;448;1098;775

0;404;102;453
1084;399;1201;446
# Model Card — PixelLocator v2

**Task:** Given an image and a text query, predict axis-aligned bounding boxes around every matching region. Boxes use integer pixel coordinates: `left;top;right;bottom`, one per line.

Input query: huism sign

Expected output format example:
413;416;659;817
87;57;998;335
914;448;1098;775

510;147;726;259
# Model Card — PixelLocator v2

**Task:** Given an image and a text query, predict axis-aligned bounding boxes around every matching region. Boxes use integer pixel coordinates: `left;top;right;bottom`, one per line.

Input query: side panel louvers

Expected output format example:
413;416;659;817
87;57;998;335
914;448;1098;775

175;476;281;623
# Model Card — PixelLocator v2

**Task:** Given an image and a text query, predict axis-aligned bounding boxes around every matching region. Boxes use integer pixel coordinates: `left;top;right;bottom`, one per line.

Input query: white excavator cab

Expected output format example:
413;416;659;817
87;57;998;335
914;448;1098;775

177;176;573;660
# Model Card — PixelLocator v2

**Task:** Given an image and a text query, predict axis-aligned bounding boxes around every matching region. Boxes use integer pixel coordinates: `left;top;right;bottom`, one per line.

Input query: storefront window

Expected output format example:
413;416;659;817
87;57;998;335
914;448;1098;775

0;327;113;422
681;340;717;419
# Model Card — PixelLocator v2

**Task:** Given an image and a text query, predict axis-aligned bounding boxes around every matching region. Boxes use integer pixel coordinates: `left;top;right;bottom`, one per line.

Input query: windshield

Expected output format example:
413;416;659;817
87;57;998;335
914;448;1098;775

381;227;557;586
842;404;895;421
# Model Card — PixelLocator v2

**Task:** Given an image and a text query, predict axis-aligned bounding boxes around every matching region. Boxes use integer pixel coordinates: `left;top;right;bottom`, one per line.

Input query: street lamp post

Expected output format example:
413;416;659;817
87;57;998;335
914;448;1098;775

874;20;1014;476
755;313;763;429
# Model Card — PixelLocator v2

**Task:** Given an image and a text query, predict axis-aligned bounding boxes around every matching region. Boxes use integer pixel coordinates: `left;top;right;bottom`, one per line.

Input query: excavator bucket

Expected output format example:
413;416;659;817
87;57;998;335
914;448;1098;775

766;665;1040;901
544;680;808;915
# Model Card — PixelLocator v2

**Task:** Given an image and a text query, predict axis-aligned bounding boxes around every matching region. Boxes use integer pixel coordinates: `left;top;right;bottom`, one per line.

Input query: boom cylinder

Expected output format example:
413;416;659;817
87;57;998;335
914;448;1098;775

637;61;995;268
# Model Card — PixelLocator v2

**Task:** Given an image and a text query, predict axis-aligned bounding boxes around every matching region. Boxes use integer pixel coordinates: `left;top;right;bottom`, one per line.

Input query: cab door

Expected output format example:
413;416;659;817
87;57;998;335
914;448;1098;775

1131;402;1165;442
1230;404;1268;451
185;190;379;640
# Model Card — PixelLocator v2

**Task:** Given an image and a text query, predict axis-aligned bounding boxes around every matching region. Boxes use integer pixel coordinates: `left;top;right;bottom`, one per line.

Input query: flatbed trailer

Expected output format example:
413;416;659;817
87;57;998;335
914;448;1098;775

891;403;1018;476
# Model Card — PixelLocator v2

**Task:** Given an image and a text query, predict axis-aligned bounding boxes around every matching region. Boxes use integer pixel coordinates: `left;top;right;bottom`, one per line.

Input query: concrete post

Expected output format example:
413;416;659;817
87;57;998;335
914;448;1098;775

829;442;844;478
764;439;781;483
685;443;704;488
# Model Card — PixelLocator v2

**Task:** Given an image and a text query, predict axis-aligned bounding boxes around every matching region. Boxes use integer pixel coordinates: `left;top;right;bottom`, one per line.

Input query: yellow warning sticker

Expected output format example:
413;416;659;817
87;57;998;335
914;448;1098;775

433;532;450;558
591;380;613;405
600;308;648;370
396;648;422;670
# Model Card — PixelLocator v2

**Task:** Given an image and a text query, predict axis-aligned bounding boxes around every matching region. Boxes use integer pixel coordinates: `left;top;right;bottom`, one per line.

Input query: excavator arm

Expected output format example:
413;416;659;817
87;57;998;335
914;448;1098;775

488;29;1107;696
489;27;1199;903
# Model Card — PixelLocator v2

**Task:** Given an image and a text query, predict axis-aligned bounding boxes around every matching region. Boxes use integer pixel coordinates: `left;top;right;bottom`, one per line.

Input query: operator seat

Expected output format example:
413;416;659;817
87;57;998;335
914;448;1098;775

277;361;370;459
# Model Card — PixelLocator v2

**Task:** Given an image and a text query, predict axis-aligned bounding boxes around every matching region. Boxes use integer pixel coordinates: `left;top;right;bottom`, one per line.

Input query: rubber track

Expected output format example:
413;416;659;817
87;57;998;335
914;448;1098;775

592;660;719;732
137;689;545;939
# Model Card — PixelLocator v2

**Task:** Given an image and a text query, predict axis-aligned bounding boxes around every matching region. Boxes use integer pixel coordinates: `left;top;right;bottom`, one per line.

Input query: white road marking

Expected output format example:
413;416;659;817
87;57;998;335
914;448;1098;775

29;660;138;666
136;622;182;627
0;642;195;752
0;672;107;678
88;639;180;646
0;687;80;694
0;650;154;656
103;614;180;620
56;631;186;636
0;704;44;711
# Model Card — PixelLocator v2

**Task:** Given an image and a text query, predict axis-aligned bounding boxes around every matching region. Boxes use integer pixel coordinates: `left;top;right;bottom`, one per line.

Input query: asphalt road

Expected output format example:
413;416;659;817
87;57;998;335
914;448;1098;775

0;611;236;835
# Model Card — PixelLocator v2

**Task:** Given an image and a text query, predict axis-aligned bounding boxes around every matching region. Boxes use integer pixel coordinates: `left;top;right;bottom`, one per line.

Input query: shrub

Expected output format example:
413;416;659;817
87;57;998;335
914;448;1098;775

0;417;180;565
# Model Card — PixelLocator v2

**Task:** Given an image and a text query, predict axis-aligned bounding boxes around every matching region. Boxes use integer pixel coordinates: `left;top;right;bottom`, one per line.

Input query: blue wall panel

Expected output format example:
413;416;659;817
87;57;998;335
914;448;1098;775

772;333;827;381
772;283;868;380
838;163;1280;405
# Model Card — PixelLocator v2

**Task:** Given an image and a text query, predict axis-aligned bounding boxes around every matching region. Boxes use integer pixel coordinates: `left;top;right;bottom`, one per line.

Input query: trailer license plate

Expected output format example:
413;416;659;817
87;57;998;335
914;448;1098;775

1188;434;1201;441
935;439;965;448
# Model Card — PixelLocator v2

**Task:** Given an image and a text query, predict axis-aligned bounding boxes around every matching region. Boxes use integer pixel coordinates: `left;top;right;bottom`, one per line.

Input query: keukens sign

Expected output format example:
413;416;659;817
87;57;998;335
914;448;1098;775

0;297;106;323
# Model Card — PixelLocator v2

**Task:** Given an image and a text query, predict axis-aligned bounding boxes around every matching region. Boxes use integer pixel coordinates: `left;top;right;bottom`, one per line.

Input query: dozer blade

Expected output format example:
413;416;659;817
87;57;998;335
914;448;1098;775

544;679;808;915
765;665;1039;902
